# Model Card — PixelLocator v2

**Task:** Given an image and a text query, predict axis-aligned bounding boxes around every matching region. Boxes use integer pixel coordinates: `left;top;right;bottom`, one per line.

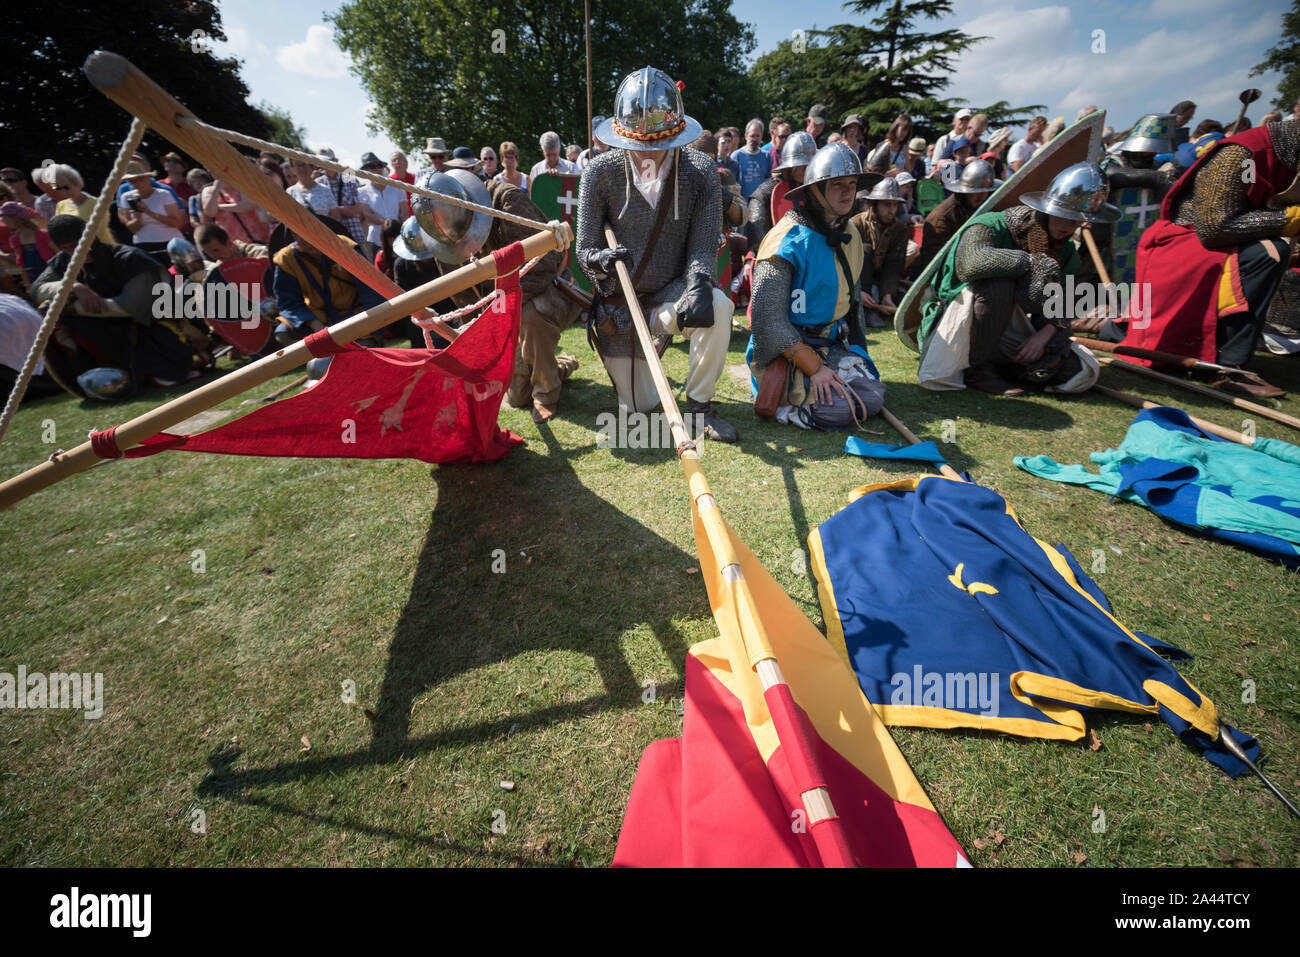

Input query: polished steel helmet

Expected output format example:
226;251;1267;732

1019;161;1122;223
77;367;133;401
863;175;903;203
773;131;817;172
1118;113;1176;155
411;167;492;264
788;142;879;198
595;66;702;152
941;158;1002;194
392;215;438;261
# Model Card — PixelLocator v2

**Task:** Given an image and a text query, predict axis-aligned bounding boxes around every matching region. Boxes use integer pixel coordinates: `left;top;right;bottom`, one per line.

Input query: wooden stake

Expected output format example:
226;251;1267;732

1092;385;1251;444
80;51;456;342
0;225;564;509
877;407;964;480
1093;352;1300;432
1081;227;1112;286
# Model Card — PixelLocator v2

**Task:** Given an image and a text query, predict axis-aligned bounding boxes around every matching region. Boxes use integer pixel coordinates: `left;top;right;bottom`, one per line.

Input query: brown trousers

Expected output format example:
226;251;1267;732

506;283;583;407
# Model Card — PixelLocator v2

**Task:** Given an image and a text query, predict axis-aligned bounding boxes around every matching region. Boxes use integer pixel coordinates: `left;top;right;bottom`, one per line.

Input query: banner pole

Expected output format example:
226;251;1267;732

0;227;565;509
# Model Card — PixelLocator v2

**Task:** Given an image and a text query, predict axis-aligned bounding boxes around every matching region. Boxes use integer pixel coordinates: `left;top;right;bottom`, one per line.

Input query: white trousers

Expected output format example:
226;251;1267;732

602;286;733;412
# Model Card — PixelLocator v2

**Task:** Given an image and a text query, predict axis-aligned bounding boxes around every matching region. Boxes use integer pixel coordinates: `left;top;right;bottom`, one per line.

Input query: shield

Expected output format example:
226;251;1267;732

771;178;792;223
895;110;1108;353
1108;185;1161;286
203;257;274;356
529;172;592;291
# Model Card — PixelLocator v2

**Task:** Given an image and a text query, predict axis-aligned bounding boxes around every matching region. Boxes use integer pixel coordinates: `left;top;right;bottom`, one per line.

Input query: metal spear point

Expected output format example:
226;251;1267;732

1218;723;1300;818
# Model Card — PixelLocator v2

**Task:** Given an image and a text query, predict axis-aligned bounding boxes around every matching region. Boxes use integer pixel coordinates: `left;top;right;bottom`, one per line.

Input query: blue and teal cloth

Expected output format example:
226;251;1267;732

1016;407;1300;566
808;475;1258;777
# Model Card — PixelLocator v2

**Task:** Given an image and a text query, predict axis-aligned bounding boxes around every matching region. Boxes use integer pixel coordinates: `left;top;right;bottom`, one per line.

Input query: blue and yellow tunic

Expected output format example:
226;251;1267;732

745;214;878;397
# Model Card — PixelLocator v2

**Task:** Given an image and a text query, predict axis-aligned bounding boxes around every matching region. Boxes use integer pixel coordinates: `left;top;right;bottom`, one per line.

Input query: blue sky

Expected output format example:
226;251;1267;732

212;0;1291;167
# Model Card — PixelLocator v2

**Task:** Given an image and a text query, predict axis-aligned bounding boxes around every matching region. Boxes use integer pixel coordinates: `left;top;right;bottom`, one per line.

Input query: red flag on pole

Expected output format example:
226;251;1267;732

115;244;526;466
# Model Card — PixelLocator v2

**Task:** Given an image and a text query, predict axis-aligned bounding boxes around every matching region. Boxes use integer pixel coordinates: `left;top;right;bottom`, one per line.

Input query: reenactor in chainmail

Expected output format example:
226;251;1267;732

746;142;885;430
922;162;1115;396
850;176;910;328
576;66;738;442
746;131;816;251
915;159;1001;274
1081;114;1180;331
1123;118;1300;396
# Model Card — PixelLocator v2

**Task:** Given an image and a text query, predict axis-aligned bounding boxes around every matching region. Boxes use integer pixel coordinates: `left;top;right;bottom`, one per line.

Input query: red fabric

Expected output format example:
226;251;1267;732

771;179;792;223
392;171;415;219
613;652;967;868
1123;126;1293;364
90;427;123;459
6;228;55;264
123;242;527;466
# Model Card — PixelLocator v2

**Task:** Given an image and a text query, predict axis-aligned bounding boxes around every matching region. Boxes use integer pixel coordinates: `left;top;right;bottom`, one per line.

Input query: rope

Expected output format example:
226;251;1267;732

0;117;147;446
411;256;543;327
175;116;573;243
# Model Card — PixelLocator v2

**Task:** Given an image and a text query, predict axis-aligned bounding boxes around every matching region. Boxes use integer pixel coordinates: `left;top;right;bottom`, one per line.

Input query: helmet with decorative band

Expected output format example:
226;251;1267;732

595;66;702;152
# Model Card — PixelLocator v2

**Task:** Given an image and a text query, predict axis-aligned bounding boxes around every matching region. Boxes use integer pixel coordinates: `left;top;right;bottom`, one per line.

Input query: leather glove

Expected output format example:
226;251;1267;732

579;245;629;277
675;273;716;328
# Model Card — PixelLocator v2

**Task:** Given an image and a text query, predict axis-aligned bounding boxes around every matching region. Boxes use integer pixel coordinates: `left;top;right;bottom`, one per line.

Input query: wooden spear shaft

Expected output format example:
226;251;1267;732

1080;227;1112;286
1092;352;1300;432
0;226;565;509
1092;385;1251;444
877;407;964;480
602;227;854;867
80;50;455;341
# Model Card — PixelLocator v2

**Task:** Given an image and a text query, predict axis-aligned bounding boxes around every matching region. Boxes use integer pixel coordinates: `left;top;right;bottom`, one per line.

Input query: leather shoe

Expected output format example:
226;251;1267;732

965;364;1025;396
686;400;738;443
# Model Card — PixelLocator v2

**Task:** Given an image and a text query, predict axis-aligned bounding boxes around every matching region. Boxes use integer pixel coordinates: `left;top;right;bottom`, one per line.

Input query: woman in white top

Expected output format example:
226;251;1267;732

495;141;529;192
118;161;186;261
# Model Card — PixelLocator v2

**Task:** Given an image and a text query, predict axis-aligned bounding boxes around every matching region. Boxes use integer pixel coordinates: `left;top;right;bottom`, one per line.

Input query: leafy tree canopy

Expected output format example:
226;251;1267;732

2;1;271;192
330;0;763;164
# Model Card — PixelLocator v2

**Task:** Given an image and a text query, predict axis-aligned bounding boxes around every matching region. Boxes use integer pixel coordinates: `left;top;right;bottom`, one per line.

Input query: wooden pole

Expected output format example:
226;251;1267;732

81;50;455;341
0;226;565;509
1077;335;1259;378
1093;353;1300;432
1092;385;1251;444
0;117;146;445
1081;227;1112;286
878;407;964;480
602;227;854;867
585;0;594;154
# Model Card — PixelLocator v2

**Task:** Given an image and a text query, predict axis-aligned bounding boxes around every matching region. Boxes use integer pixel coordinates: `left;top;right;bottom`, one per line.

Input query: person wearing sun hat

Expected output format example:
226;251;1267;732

918;161;1114;396
576;65;737;442
746;142;886;429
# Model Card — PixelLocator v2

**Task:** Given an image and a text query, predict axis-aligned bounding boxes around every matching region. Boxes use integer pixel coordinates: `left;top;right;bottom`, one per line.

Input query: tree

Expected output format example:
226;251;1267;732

258;102;309;155
2;2;271;193
1251;0;1300;113
751;0;1041;141
329;0;763;164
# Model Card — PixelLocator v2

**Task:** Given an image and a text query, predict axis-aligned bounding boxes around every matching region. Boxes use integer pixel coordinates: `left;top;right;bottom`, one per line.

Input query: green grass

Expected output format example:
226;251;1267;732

1;320;1298;867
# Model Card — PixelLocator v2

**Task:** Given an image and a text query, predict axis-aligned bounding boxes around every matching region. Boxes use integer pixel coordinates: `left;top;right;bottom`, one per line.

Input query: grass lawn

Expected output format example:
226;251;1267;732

1;317;1298;867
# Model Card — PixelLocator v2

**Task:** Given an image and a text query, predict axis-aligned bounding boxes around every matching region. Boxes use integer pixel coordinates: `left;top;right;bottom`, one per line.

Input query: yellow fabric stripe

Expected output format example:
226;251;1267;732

755;214;799;263
807;528;852;674
835;227;865;319
1283;204;1300;237
692;501;939;812
1217;258;1241;313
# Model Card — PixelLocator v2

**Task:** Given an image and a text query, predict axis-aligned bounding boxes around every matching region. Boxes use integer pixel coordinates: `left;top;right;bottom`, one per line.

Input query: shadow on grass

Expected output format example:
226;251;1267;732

198;423;700;838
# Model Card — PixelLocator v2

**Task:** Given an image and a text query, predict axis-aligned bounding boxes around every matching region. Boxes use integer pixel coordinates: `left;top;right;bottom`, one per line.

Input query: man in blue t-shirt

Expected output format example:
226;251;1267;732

732;119;773;200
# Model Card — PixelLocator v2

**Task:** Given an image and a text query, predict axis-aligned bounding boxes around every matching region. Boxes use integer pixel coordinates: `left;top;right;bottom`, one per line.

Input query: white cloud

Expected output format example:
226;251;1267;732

275;25;351;79
941;4;1286;136
211;24;270;61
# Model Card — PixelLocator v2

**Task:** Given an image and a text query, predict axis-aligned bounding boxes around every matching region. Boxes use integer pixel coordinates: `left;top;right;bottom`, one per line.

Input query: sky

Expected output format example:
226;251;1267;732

211;0;1291;168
